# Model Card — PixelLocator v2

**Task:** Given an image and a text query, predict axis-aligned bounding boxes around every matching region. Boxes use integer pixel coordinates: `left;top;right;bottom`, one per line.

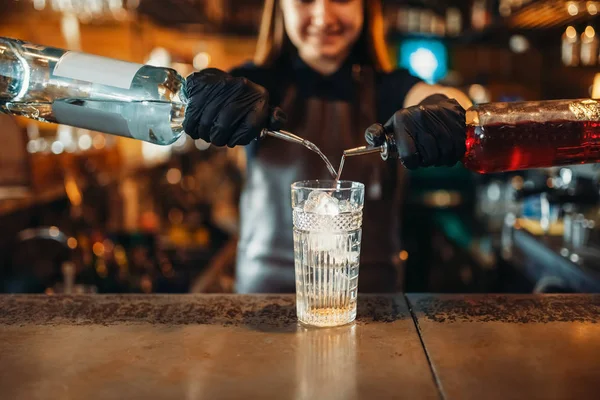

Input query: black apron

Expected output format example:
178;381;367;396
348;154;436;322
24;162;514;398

235;59;404;293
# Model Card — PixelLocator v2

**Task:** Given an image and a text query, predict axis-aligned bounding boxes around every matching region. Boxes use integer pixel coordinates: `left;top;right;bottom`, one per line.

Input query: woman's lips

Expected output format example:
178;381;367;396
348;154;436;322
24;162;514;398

308;32;343;45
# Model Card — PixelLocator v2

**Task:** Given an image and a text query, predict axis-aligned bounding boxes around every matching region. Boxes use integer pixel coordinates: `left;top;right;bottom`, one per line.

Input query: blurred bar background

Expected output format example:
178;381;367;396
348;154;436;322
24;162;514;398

1;0;600;295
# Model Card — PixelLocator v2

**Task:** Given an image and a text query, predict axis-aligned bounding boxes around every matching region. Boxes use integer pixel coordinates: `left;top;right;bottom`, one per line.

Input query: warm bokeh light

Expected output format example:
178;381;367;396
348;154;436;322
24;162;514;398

49;226;60;237
93;242;105;257
584;26;595;38
78;134;92;150
67;237;78;249
567;2;579;15
193;52;211;70
51;141;64;154
166;168;182;185
511;176;524;190
93;134;106;150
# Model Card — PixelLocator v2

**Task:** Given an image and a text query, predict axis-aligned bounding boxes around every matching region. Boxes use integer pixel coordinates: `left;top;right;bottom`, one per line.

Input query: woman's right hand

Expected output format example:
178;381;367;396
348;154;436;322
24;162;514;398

183;68;271;147
365;94;466;169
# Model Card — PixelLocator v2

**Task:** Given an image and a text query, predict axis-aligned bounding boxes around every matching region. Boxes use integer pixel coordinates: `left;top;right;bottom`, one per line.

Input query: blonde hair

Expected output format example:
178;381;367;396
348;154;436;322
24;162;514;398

254;0;392;72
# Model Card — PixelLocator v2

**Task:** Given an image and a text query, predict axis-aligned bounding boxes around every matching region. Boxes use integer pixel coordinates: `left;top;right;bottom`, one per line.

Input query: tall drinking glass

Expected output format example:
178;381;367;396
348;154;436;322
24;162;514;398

291;180;365;327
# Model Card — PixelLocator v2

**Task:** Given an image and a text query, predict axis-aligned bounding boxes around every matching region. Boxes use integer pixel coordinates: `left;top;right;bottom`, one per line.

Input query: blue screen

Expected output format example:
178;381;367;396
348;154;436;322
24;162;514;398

399;38;448;84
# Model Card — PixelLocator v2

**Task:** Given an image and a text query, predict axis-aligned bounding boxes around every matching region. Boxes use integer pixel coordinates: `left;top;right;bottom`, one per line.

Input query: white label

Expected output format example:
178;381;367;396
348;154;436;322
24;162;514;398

53;52;143;89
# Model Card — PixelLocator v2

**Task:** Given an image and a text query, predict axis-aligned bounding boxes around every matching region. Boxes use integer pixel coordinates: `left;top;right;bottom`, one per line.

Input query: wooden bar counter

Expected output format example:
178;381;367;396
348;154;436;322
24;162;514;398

0;294;598;399
0;294;437;400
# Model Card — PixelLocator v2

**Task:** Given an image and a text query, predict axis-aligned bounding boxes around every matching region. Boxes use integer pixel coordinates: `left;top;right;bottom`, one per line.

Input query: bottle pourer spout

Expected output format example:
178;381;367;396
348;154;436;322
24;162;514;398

259;107;302;144
260;128;308;146
343;141;390;160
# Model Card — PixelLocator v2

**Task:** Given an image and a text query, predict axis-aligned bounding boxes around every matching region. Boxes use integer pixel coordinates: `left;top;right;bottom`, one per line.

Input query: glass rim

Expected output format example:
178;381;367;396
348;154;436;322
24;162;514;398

291;180;364;191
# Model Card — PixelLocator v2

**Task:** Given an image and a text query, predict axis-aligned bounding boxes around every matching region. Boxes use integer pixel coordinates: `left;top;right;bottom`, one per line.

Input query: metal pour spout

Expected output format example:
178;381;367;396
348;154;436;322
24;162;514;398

343;141;389;160
261;129;308;146
335;142;391;181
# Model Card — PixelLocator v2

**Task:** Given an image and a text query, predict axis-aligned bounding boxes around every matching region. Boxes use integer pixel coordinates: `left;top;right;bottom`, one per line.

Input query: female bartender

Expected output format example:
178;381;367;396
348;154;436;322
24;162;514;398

183;0;471;293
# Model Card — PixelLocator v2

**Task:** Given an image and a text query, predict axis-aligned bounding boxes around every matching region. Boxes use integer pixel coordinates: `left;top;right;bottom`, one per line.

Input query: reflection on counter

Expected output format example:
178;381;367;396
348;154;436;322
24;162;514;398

295;324;357;400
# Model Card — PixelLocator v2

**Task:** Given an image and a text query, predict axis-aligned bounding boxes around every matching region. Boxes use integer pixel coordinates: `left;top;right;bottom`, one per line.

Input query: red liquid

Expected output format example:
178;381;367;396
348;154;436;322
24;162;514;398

463;120;600;173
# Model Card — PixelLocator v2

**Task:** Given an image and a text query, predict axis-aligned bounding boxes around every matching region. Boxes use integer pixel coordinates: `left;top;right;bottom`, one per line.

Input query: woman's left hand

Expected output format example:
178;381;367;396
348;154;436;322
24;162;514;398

183;68;271;147
365;94;466;169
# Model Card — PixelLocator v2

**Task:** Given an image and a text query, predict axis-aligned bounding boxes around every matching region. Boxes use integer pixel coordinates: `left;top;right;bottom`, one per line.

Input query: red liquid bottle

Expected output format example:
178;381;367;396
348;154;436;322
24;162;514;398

462;99;600;173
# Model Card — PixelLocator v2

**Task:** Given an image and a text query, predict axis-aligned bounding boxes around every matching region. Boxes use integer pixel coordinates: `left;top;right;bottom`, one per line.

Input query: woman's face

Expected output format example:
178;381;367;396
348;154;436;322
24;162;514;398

281;0;364;71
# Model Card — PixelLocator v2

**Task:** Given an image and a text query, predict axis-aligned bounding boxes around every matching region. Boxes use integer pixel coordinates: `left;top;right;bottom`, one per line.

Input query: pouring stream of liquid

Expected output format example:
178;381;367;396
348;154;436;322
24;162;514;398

336;155;345;182
262;129;383;184
304;141;338;179
262;129;338;179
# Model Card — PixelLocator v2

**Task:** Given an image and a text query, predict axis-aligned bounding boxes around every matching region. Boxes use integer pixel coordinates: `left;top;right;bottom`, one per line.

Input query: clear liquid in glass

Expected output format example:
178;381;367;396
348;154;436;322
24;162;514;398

293;219;361;327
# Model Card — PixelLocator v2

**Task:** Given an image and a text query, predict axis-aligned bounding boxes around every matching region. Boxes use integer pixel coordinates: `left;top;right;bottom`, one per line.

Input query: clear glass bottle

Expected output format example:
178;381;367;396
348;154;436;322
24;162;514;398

0;37;187;145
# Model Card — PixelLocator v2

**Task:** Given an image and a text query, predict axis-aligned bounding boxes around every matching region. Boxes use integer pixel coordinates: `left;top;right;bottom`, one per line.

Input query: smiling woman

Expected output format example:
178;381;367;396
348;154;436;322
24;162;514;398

254;0;391;73
279;0;364;75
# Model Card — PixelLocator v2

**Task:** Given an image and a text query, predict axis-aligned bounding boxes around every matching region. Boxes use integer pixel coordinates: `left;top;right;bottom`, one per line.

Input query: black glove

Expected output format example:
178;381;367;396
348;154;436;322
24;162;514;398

365;94;466;169
183;68;284;147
